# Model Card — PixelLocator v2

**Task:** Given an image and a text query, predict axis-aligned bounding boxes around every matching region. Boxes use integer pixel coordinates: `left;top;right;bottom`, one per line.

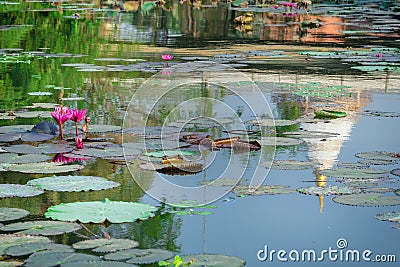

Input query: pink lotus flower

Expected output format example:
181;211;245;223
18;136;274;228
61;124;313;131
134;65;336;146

162;54;173;61
52;153;86;163
273;5;279;9
50;106;73;140
75;136;84;149
376;53;383;58
282;2;289;7
71;108;87;136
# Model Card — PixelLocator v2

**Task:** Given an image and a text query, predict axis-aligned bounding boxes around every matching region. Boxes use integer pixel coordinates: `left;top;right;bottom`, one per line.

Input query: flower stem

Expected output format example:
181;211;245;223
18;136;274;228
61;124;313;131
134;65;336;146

59;123;64;140
75;122;79;137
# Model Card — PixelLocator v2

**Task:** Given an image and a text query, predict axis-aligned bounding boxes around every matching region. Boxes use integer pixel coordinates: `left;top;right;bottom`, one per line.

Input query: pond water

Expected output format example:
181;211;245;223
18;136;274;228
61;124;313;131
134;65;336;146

0;0;400;266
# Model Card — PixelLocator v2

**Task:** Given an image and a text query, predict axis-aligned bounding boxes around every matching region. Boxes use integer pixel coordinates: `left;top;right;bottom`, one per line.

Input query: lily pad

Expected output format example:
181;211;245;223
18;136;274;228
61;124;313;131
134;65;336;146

260;137;304;146
0;134;21;142
0;221;81;236
14;111;51;119
88;125;122;133
318;168;389;179
0;125;33;134
265;160;315;170
198;178;243;187
355;151;400;161
45;198;157;223
283;131;340;139
180;254;246;267
70;146;140;159
0;208;30;222
233;185;296;196
61;261;139;267
297;185;359;195
8;162;84;174
103;248;174;264
358;159;396;165
144;150;197;158
363;110;400;117
333;193;400;207
21;133;56;142
0;234;52;255
24;251;100;267
26;176;120;192
391;169;400;177
5;242;74;256
246;118;298;127
37;143;74;154
0;154;51;164
0;184;44;198
72;238;139;253
375;212;400;222
3;144;43;154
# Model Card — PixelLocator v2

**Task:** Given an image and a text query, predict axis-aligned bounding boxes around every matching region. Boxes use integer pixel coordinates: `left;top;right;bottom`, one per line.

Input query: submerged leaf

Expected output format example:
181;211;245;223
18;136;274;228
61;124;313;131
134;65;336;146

72;238;139;253
333;193;400;207
0;221;81;236
26;176;120;192
0;184;44;198
0;208;30;222
45;198;157;223
104;248;174;264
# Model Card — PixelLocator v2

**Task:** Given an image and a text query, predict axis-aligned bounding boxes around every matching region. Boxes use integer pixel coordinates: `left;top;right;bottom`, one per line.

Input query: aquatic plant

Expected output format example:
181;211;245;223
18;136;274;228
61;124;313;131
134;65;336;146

70;108;87;136
75;136;84;149
162;54;173;66
50;106;73;140
159;255;193;266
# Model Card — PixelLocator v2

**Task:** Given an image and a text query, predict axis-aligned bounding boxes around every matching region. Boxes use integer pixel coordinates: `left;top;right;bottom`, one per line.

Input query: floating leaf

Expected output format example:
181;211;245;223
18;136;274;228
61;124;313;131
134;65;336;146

233;185;296;196
283;131;340;139
21;133;55;142
3;145;43;154
318;168;389;179
0;221;81;236
0;208;29;222
8;162;84;174
314;110;347;119
375;212;400;223
14;111;51;119
333;193;400;207
363;110;400;117
37;143;74;154
260;137;304;146
171;211;212;216
0;154;50;164
0;134;21;142
0;184;44;198
246;118;298;127
355;151;400;161
5;242;74;256
70;146;140;159
72;238;139;253
396;189;400;196
26;176;120;192
297;185;359;195
0;125;33;134
61;261;139;267
0;234;52;255
391;169;400;177
265;160;315;170
45;198;157;223
144;150;197;158
198;178;242;187
88;125;122;133
104;248;174;264
24;251;100;267
180;254;246;267
358;159;395;165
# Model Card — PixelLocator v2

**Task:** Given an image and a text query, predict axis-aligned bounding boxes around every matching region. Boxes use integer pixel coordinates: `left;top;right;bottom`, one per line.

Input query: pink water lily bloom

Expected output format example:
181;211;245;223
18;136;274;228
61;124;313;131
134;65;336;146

50;106;73;140
71;108;87;136
273;5;279;9
162;54;173;61
75;136;84;149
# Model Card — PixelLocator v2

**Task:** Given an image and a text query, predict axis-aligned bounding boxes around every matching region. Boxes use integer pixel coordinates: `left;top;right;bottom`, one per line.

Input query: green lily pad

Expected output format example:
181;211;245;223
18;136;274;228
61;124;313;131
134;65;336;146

233;185;296;196
0;221;81;236
246;118;298;127
72;238;139;253
171;211;212;216
104;248;174;264
37;143;74;154
26;176;120;192
0;184;44;198
391;169;400;177
45;198;157;223
198;178;242;187
375;212;400;222
358;159;396;165
0;208;30;222
0;134;21;142
333;193;400;207
395;189;400;196
181;254;246;267
88;125;122;133
0;125;33;134
70;146;140;159
314;110;347;119
0;261;22;267
21;133;56;142
318;168;389;179
283;131;340;139
0;234;52;255
61;261;139;267
144;150;197;158
0;153;51;164
8;162;84;174
3;144;43;154
355;151;400;161
5;242;74;256
260;137;304;146
14;111;51;119
363;110;400;117
24;251;100;267
297;185;359;195
24;103;57;109
265;160;315;170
